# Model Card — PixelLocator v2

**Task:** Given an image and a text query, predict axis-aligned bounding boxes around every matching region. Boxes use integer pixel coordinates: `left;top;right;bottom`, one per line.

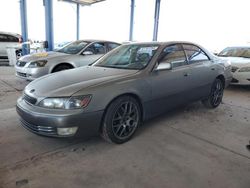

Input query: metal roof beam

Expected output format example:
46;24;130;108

20;0;29;55
59;0;105;6
153;0;161;41
129;0;135;41
76;3;80;40
44;0;54;51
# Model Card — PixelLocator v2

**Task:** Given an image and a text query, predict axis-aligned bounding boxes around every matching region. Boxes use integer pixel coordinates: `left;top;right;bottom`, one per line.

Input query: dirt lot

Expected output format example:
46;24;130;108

0;66;249;188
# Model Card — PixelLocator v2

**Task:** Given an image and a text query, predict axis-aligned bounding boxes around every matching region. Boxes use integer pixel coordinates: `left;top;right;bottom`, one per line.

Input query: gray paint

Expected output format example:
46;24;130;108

17;41;233;137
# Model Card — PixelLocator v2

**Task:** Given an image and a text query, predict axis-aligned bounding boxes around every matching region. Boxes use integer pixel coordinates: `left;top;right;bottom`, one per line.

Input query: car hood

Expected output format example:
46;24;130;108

219;57;250;67
19;51;69;62
25;66;138;97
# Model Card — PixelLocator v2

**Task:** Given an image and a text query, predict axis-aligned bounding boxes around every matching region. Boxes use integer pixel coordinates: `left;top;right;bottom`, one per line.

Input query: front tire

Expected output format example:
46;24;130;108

101;96;141;144
202;78;224;108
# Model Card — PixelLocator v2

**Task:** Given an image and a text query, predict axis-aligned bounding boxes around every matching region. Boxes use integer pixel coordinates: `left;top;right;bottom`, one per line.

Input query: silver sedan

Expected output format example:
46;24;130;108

218;46;250;85
15;40;120;80
16;42;232;144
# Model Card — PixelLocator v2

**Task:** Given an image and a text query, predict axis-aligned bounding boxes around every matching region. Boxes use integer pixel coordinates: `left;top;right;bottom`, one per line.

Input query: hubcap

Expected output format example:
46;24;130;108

112;101;139;139
211;80;223;106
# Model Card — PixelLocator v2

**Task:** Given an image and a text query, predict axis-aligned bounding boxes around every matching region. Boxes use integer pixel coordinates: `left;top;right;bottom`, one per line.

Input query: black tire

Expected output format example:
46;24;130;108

202;78;224;108
52;64;73;72
15;49;22;59
101;96;141;144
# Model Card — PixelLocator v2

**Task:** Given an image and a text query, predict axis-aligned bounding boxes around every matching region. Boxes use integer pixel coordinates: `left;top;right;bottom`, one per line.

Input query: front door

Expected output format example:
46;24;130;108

148;44;192;117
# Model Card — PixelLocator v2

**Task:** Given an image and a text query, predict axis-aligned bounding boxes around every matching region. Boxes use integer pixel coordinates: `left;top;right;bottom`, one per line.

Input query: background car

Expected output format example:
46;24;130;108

218;46;250;85
0;31;22;59
54;41;72;50
15;40;120;80
16;41;232;144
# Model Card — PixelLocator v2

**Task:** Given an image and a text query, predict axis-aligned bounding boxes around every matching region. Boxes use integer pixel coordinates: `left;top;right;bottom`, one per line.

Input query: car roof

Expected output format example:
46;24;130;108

76;39;121;44
0;31;21;37
222;46;250;49
122;41;204;47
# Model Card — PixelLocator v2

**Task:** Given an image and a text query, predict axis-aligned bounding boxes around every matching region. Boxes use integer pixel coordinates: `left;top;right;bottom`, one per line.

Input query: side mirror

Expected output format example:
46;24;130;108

155;62;172;71
82;51;94;55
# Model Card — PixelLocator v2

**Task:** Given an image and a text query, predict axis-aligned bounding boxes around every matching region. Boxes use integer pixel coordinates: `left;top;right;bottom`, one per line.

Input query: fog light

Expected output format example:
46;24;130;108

57;127;78;136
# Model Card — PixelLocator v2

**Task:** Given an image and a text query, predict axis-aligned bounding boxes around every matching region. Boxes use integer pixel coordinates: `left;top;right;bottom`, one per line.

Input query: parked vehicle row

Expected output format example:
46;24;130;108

217;46;250;85
16;41;232;143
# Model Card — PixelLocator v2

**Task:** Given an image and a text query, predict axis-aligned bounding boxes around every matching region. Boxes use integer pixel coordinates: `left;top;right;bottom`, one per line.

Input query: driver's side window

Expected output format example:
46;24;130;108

83;43;106;55
159;44;187;68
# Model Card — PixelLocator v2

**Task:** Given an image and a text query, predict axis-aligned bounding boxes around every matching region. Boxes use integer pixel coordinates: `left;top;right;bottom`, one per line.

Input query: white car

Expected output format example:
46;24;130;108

15;40;120;80
218;46;250;85
0;32;22;59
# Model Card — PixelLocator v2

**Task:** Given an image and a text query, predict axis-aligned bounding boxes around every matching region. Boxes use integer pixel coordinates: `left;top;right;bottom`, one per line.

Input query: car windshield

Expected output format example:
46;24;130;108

94;44;159;70
56;41;89;54
218;47;250;58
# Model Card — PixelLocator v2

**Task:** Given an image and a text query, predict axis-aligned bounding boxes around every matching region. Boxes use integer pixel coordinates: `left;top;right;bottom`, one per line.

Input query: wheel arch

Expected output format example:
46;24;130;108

50;62;75;73
99;92;144;132
216;74;225;88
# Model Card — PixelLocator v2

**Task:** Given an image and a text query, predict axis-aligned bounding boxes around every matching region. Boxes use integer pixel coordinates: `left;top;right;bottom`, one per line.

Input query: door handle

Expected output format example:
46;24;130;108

184;72;191;77
211;67;215;70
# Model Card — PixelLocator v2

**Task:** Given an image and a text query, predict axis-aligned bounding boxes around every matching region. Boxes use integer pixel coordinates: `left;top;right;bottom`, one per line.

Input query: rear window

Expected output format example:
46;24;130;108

107;43;120;51
183;44;209;63
0;34;19;42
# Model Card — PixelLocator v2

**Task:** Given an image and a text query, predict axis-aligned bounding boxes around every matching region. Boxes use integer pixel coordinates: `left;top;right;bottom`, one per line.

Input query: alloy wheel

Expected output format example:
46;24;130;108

211;80;223;106
111;101;139;140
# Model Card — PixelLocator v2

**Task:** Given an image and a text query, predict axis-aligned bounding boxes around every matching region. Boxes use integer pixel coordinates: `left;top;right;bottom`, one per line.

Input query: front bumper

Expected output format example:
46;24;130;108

231;72;250;85
16;97;104;138
15;66;49;81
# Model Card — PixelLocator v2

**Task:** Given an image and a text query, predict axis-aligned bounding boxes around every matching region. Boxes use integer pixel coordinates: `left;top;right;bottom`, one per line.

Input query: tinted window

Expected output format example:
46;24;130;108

84;43;106;55
0;34;8;42
159;44;187;68
7;35;19;42
107;43;120;51
95;44;159;70
218;47;250;58
183;44;209;63
57;41;89;54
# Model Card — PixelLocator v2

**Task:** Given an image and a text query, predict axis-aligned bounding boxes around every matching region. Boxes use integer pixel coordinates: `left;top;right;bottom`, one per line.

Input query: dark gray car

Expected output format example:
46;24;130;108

16;42;232;144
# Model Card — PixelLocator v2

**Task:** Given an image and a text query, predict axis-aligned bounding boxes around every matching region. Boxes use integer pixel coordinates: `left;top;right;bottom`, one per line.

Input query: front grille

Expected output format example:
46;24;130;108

231;78;239;83
16;61;27;67
20;118;57;135
16;72;27;77
231;66;239;73
23;93;37;105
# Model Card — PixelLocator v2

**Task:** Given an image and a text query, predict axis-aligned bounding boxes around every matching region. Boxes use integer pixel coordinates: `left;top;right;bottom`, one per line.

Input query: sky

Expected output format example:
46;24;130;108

0;0;250;52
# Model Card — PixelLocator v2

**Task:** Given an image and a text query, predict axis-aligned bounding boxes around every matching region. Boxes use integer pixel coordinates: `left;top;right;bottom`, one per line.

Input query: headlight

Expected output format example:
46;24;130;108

38;95;92;109
28;60;47;68
238;67;250;72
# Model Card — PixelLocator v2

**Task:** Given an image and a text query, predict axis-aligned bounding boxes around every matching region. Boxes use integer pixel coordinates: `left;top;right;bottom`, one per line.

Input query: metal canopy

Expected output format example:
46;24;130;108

59;0;106;6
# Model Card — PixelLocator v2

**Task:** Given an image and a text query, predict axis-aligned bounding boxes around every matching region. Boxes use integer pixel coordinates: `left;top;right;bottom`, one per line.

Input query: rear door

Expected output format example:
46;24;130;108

182;44;217;100
148;44;192;116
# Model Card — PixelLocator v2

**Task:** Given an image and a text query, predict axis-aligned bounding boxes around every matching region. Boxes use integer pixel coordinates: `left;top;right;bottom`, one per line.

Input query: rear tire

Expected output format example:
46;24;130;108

101;96;141;144
15;49;22;59
52;64;73;72
202;78;224;108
